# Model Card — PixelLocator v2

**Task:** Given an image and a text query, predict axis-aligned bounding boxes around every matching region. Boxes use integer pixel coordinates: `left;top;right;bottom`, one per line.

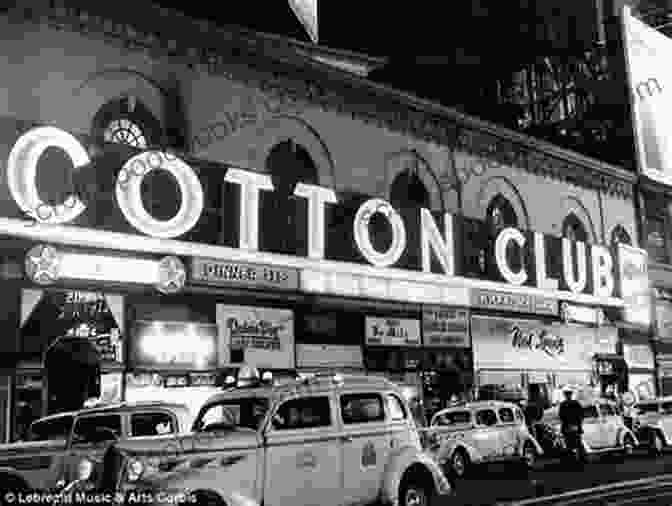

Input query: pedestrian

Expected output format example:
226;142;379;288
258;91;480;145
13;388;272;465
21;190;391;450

559;388;585;462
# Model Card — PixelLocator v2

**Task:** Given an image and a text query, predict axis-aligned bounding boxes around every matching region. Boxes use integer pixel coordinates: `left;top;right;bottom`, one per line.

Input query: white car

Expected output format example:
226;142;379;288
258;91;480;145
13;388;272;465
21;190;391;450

100;373;452;506
425;401;543;478
541;399;637;459
633;397;672;455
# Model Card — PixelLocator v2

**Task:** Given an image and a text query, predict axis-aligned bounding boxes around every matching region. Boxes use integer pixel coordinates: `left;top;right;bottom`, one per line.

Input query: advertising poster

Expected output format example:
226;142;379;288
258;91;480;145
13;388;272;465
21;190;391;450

422;307;470;347
623;7;672;186
617;244;652;327
365;317;421;347
217;305;294;369
471;316;617;372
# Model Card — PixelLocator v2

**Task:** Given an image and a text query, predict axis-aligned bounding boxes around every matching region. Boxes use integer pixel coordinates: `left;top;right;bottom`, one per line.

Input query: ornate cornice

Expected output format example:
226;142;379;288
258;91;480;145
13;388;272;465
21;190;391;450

13;1;635;200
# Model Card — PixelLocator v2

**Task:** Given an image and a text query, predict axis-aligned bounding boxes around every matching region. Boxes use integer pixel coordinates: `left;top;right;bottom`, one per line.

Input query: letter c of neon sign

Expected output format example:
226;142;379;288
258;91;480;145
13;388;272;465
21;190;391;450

7;126;89;224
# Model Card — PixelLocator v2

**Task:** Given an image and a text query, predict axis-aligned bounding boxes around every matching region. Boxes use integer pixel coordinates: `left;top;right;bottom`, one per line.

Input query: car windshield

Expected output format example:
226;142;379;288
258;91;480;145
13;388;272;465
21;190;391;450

193;397;270;432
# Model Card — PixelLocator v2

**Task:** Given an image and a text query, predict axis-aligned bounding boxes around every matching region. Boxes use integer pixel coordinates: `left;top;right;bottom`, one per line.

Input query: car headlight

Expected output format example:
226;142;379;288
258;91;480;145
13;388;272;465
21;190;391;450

77;458;94;481
126;459;144;482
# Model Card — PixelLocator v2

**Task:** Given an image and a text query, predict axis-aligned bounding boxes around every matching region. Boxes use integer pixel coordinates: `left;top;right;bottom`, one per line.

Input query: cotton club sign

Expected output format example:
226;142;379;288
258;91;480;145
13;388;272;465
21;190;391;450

6;126;637;300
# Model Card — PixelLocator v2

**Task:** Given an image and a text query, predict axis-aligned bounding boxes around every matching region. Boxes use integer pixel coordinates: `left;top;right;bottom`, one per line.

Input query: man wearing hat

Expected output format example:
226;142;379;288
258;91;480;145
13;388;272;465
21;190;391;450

559;387;585;461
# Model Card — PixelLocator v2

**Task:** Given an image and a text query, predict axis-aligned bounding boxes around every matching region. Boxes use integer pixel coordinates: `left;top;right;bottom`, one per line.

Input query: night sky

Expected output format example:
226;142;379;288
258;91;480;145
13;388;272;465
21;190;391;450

157;2;500;59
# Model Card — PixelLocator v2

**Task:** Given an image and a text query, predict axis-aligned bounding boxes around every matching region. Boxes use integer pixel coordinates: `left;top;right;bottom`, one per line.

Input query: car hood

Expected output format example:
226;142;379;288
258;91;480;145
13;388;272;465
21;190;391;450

113;428;262;458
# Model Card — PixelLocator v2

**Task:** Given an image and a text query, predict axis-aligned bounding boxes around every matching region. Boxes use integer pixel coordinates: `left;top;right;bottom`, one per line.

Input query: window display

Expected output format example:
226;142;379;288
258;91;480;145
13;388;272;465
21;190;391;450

21;289;124;363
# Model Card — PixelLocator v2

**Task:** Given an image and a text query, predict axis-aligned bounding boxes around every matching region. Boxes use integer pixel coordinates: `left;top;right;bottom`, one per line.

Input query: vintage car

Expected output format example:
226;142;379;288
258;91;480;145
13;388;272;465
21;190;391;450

540;399;638;459
424;401;543;479
0;401;191;493
99;373;452;506
632;396;672;455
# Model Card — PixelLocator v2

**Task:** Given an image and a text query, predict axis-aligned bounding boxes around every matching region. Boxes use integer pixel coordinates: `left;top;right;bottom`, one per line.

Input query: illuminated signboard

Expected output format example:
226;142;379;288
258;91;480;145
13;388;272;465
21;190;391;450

191;257;299;290
3;126;637;301
130;320;218;370
24;244;186;294
471;289;558;316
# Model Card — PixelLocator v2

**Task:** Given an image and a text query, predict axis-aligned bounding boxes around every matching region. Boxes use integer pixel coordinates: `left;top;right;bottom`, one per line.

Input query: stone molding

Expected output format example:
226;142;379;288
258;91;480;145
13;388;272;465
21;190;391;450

10;1;635;200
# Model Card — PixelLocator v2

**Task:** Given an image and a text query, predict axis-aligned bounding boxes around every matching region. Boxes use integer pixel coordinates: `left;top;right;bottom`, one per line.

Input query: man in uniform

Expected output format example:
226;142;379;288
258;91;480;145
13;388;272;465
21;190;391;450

559;387;585;462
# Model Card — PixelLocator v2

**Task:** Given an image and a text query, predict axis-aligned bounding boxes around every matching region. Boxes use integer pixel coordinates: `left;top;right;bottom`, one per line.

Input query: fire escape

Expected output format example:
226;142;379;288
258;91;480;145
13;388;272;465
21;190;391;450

494;48;619;163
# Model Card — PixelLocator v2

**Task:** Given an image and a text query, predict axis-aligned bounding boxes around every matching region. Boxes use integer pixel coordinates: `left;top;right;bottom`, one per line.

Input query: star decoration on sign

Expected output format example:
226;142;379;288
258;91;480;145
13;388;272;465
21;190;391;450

25;244;61;285
156;256;186;294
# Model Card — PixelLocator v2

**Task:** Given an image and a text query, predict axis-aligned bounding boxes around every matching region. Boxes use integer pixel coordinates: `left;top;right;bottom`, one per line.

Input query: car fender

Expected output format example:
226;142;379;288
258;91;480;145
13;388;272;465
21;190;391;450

645;425;671;445
436;438;482;466
516;435;544;457
380;444;452;506
656;426;672;445
616;427;638;447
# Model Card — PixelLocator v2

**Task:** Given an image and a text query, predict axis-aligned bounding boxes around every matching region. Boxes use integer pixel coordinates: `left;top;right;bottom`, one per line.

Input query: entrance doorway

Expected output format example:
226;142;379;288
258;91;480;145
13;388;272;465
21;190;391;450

44;337;101;414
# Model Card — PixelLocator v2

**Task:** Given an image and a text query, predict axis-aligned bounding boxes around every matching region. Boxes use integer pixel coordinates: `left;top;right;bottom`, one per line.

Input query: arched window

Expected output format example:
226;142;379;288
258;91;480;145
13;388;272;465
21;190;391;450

266;140;319;197
262;140;319;255
486;194;518;232
483;195;520;277
611;225;632;249
390;170;430;210
92;97;161;149
562;213;588;243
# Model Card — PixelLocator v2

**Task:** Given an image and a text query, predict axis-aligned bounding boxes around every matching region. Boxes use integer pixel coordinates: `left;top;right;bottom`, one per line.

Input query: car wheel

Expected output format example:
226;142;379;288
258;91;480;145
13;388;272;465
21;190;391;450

399;481;431;506
191;490;226;506
651;432;665;456
451;449;470;479
523;441;538;469
622;435;635;457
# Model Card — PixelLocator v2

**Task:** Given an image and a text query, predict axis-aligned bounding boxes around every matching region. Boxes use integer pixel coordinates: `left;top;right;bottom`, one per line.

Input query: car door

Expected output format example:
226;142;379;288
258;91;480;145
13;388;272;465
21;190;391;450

497;406;519;458
64;413;122;484
385;392;419;450
472;408;502;461
9;415;74;490
581;405;602;449
264;395;341;506
660;401;672;439
598;403;619;448
339;391;391;506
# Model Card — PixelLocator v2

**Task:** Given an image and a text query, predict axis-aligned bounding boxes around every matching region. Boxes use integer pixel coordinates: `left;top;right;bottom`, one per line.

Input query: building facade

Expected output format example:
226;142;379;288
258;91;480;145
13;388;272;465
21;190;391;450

0;2;650;442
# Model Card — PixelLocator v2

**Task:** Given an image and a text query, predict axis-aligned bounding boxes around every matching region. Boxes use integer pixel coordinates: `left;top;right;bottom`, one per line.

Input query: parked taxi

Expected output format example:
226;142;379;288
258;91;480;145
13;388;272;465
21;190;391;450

633;396;672;455
541;399;637;459
99;371;451;506
425;401;543;478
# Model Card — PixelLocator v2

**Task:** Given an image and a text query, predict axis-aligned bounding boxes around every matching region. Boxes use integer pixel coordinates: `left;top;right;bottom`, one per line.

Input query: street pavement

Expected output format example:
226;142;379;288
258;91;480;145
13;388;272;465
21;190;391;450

438;448;672;506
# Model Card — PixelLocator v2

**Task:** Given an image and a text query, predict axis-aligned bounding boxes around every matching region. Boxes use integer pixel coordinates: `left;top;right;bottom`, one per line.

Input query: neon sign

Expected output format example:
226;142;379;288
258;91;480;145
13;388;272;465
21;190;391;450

24;243;186;293
7;126;628;299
